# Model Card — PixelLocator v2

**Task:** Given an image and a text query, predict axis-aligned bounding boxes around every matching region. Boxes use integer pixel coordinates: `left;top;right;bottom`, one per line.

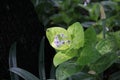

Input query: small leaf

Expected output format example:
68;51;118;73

90;52;118;74
53;49;77;67
96;39;116;55
46;27;71;50
10;67;40;80
67;22;84;49
61;12;72;25
56;61;83;80
77;46;101;65
89;3;100;21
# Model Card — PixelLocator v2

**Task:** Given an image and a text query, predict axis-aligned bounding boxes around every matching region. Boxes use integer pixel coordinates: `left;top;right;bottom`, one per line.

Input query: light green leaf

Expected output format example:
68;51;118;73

84;26;97;47
10;67;40;80
56;61;83;80
77;46;101;65
46;27;71;50
96;39;116;55
53;49;77;67
90;52;118;74
67;22;84;49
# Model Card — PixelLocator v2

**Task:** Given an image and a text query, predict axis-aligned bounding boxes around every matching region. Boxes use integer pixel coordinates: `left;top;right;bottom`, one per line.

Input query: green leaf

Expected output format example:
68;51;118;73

90;52;118;74
10;67;40;80
111;0;120;2
114;31;120;49
84;26;97;47
77;46;101;65
53;49;77;67
56;61;83;80
46;27;71;50
96;39;116;55
61;12;72;25
67;22;84;49
67;72;96;80
89;3;100;21
50;14;63;24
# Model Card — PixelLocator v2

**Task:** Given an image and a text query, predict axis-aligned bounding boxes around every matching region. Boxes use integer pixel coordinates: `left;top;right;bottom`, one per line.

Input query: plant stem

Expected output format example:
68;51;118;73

102;19;106;39
9;42;19;80
39;37;46;80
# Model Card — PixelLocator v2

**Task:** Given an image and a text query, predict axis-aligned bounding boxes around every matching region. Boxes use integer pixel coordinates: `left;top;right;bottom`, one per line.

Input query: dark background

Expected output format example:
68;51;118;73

0;0;54;79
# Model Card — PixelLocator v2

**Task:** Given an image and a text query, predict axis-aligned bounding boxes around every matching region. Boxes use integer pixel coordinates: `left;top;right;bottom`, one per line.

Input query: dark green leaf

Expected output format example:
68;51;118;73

10;67;40;80
89;3;100;21
84;26;97;47
67;72;96;80
56;61;83;80
90;52;118;74
77;46;101;65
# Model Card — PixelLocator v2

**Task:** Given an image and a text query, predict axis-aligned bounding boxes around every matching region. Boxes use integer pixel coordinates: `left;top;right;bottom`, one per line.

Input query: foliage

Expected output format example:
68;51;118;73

46;22;119;80
8;0;120;80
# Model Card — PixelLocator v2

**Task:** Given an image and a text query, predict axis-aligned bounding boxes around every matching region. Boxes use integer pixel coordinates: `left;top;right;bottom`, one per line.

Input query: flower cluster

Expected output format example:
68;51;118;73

53;33;70;47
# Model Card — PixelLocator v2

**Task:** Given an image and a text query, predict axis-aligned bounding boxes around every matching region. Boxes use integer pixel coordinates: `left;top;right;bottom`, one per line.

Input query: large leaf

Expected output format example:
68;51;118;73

67;22;84;49
90;52;118;74
56;61;83;80
77;46;101;65
53;49;77;67
46;27;71;50
96;39;116;55
84;26;97;47
10;67;40;80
